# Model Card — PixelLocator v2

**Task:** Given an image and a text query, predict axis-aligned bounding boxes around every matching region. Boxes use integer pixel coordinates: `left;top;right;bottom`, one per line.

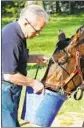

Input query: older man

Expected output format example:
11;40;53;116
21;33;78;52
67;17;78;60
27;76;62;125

2;4;49;127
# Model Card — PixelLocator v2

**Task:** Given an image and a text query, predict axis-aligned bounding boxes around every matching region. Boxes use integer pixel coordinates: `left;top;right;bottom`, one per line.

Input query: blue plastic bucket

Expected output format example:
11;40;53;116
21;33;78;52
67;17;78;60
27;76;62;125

21;87;67;127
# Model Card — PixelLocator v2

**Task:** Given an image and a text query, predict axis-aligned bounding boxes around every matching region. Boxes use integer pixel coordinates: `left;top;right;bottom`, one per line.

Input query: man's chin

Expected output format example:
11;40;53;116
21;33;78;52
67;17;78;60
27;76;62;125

25;34;36;39
29;35;35;39
30;36;34;39
25;35;33;39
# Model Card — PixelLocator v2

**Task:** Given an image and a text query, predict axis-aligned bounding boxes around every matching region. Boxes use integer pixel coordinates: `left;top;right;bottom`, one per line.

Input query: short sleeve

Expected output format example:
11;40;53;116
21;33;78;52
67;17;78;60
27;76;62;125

2;41;21;74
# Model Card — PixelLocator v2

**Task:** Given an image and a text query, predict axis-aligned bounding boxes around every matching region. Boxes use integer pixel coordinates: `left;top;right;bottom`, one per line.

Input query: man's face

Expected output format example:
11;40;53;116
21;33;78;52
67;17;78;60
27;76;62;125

24;17;46;38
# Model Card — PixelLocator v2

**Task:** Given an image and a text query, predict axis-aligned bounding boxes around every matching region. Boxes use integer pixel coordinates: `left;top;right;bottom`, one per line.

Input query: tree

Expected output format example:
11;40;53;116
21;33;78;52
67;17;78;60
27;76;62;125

56;1;61;13
1;1;25;18
69;1;75;14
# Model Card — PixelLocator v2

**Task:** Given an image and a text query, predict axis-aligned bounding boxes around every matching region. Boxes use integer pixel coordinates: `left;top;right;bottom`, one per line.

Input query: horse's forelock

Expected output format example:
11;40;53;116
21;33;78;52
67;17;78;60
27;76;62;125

76;25;84;33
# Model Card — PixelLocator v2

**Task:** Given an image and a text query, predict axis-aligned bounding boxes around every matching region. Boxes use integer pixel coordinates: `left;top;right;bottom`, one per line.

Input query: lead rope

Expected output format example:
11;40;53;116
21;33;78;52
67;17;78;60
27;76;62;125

34;65;40;79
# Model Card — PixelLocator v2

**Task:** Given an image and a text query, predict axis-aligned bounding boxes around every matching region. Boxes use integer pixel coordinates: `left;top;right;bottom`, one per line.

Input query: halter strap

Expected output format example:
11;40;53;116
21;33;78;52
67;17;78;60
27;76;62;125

76;38;84;46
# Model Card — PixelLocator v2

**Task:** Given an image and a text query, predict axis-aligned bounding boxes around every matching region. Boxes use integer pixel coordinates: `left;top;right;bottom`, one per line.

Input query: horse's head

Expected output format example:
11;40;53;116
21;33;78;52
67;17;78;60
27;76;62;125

66;25;84;56
41;30;71;91
42;26;84;95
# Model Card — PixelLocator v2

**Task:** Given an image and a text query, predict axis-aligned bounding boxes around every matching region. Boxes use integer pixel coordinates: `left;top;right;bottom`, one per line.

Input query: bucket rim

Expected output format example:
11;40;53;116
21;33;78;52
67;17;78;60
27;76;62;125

45;89;67;100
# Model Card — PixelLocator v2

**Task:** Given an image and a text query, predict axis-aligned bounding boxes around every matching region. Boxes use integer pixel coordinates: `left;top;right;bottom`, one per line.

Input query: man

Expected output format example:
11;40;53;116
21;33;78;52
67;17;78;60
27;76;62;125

2;4;49;127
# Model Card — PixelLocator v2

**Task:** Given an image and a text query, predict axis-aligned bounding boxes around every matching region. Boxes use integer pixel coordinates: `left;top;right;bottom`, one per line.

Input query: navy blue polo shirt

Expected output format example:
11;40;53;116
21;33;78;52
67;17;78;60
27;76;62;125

2;21;29;76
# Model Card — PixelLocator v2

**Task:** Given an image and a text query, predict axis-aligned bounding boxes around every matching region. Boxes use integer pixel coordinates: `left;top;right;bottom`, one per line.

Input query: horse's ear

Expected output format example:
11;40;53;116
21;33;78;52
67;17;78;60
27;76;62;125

76;25;84;33
58;30;66;41
66;32;79;53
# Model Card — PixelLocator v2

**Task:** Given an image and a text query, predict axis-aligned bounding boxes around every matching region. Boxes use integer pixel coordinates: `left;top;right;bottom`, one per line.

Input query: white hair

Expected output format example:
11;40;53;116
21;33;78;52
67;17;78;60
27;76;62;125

19;4;49;23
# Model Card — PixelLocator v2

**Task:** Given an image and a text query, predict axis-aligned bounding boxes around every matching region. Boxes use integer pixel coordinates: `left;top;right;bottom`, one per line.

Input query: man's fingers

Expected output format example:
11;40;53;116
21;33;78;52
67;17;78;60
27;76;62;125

33;80;44;93
42;56;49;63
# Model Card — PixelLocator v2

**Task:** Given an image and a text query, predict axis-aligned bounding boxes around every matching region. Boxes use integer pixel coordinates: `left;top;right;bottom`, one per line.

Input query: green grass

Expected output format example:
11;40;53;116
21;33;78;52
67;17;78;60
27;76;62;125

2;13;84;55
2;13;84;126
26;13;84;55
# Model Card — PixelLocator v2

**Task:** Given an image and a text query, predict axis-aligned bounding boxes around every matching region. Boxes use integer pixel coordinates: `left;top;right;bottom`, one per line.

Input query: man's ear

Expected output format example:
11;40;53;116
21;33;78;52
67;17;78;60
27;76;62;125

39;16;45;21
24;22;28;26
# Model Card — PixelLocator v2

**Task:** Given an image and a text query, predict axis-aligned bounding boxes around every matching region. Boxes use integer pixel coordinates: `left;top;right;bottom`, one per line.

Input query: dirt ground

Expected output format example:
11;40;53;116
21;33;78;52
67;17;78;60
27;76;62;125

20;112;84;127
51;112;84;127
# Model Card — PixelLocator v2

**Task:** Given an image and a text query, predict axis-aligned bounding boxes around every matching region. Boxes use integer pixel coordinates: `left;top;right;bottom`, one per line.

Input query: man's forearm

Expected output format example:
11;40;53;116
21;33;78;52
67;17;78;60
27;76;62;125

28;54;48;64
3;73;34;87
28;55;38;63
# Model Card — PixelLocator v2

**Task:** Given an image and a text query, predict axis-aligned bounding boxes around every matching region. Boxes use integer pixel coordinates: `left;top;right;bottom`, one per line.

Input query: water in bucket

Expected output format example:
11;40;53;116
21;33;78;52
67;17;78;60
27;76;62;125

21;87;67;127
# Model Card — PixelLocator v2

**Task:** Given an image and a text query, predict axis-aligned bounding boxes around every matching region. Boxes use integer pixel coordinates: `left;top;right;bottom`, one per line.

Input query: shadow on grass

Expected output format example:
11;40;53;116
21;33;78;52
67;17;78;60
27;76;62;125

26;64;47;71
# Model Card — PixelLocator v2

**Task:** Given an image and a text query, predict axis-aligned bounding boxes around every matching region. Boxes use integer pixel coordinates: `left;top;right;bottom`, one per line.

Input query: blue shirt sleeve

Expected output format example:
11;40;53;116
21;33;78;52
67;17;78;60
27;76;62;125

2;41;21;74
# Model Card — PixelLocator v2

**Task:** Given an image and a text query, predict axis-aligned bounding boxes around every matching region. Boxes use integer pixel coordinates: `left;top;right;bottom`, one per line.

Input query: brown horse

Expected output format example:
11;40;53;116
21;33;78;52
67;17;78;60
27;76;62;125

41;25;84;96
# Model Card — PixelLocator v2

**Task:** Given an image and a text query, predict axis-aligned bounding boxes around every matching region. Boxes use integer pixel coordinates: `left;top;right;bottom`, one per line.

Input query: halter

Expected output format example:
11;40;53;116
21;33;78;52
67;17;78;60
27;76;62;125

44;37;84;96
50;35;84;98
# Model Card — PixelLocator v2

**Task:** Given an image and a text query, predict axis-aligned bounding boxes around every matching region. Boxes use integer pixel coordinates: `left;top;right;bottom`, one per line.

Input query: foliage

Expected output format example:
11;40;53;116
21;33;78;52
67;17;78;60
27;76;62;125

1;1;84;19
43;1;84;14
1;1;25;18
1;17;15;28
25;1;42;6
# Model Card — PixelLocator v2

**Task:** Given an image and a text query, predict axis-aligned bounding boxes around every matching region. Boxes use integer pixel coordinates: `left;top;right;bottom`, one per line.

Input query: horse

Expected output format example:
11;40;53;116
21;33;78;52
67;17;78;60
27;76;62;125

41;25;84;97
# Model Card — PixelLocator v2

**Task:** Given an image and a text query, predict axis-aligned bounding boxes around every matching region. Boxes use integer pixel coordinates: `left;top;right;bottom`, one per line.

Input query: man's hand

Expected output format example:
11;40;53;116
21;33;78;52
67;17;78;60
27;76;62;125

31;79;44;93
28;54;49;64
36;55;49;64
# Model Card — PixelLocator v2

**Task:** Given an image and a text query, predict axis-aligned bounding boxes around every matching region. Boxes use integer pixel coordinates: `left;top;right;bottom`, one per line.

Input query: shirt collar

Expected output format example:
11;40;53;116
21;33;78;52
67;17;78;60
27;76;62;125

15;21;25;40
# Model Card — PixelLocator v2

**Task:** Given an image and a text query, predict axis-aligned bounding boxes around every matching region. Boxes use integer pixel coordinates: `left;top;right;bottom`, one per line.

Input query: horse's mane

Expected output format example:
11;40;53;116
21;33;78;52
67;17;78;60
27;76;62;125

76;25;84;33
56;38;71;51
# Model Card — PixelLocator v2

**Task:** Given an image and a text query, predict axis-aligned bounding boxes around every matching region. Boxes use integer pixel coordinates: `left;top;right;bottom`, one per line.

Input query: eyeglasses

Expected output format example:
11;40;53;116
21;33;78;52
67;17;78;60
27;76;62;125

25;18;41;33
